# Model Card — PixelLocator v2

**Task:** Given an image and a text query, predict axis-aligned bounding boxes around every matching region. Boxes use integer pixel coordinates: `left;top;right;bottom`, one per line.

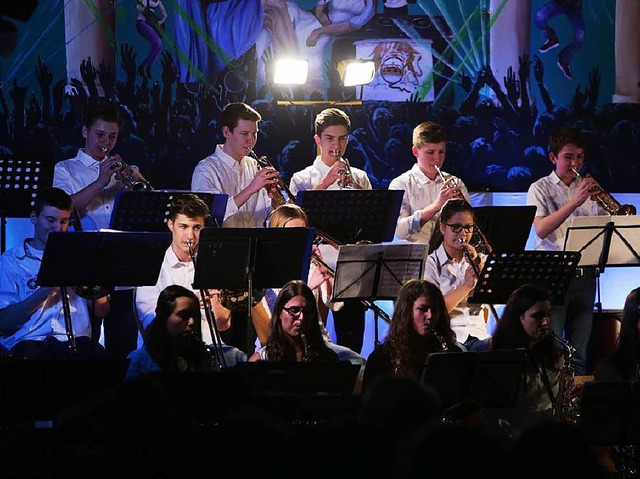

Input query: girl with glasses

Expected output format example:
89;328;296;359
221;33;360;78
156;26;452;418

249;280;338;363
424;199;491;351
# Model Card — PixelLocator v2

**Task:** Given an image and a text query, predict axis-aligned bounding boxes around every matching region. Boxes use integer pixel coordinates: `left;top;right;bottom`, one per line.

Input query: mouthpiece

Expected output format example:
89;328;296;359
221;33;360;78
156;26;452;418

458;238;466;244
330;149;340;158
99;146;108;154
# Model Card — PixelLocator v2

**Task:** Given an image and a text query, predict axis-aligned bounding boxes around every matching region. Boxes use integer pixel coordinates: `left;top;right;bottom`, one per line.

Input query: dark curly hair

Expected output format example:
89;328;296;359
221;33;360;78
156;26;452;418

264;280;338;363
384;279;456;380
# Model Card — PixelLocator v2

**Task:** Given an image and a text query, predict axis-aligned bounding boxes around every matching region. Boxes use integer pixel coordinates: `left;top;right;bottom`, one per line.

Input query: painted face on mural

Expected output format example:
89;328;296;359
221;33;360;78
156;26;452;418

82;120;120;161
550;143;585;184
413;141;446;180
316;125;349;165
222;119;259;161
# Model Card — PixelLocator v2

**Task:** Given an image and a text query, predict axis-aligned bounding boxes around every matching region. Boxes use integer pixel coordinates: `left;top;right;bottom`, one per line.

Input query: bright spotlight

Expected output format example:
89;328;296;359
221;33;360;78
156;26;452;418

273;59;309;85
341;60;375;87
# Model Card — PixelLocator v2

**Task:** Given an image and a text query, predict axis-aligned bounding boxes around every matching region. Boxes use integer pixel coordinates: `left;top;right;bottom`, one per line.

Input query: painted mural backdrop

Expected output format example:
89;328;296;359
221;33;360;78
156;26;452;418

0;0;639;201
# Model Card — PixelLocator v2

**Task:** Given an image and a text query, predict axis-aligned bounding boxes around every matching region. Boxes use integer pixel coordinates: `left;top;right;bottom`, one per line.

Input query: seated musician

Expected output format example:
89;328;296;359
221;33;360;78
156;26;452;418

423;199;491;352
127;285;220;380
264;204;364;366
362;279;463;392
0;187;109;359
249;280;339;363
134;193;247;365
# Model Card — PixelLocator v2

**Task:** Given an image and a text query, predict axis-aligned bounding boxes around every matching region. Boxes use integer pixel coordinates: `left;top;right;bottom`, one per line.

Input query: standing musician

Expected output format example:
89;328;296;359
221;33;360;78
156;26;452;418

527;126;606;375
423;199;490;352
191;101;279;227
0;187;109;359
288;107;372;355
388;121;469;246
134;193;249;365
288;107;371;195
53;103;146;359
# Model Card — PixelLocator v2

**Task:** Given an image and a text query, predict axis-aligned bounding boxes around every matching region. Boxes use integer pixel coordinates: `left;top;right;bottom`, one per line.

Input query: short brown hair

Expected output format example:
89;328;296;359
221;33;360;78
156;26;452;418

220;102;262;132
412;121;446;148
314;108;351;137
169;194;210;222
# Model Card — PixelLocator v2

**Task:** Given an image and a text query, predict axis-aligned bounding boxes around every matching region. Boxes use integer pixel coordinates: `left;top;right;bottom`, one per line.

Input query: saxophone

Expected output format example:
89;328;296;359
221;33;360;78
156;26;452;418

545;329;579;423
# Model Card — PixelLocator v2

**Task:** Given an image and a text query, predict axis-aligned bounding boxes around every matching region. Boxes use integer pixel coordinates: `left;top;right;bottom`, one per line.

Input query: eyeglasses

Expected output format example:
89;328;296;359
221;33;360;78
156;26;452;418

282;306;310;317
446;223;474;234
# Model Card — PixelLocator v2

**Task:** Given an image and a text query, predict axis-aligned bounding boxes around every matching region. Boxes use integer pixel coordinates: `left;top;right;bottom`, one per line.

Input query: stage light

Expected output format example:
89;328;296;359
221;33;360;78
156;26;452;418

341;60;375;87
273;59;309;85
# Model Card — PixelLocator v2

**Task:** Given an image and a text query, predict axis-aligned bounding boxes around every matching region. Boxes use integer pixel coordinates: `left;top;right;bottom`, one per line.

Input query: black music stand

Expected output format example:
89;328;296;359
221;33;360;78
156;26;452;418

564;216;640;314
194;227;315;354
579;381;640;446
420;349;527;409
468;251;581;306
109;190;228;231
36;231;170;353
473;206;536;252
0;155;54;253
295;189;403;244
333;242;428;344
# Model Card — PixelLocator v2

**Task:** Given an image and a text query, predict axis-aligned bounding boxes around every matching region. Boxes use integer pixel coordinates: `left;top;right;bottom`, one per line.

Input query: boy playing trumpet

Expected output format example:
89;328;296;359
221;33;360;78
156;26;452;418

527;126;607;375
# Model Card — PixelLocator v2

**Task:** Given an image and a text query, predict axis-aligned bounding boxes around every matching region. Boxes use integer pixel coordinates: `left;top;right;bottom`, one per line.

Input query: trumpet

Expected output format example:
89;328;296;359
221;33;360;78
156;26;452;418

436;165;493;254
571;167;636;215
330;149;358;189
248;148;295;206
100;146;153;191
434;164;465;200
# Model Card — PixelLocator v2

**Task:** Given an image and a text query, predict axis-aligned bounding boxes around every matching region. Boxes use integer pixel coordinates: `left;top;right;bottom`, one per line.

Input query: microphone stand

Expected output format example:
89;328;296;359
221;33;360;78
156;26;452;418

187;241;227;369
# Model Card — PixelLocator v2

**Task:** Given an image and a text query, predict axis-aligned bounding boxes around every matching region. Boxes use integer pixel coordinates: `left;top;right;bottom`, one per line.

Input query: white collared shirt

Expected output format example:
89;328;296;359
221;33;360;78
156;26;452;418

423;244;488;344
53;149;127;231
135;245;218;345
288;156;372;196
191;145;272;227
0;240;91;350
388;164;470;244
527;171;605;251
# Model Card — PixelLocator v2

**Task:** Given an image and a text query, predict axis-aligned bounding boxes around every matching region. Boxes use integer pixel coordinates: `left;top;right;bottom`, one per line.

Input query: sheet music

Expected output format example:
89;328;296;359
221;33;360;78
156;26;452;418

333;243;428;300
565;215;640;267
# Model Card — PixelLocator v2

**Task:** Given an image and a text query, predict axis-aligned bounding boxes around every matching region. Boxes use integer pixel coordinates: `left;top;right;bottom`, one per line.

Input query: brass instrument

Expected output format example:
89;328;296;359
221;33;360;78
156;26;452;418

309;245;392;324
435;165;493;255
248;148;295;207
572;167;636;215
100;146;153;191
330;149;358;189
545;329;579;424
